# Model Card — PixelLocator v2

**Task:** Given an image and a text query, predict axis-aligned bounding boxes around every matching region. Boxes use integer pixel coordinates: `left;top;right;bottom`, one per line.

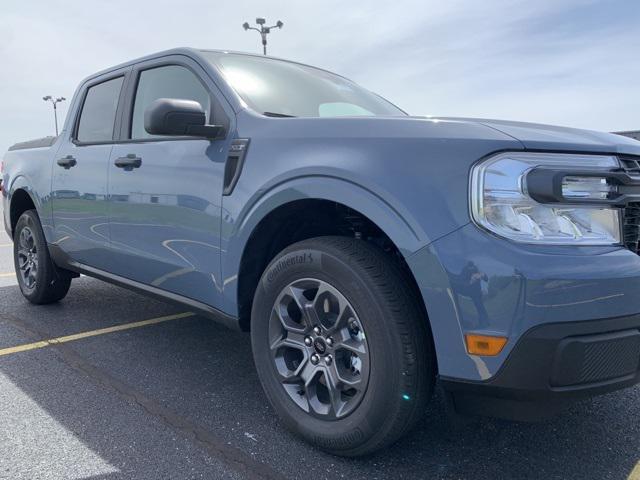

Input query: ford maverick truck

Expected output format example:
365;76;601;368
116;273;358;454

3;48;640;456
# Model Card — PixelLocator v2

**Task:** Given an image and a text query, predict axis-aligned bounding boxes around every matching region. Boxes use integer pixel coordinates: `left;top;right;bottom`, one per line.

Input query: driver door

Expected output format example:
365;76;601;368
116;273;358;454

106;57;234;308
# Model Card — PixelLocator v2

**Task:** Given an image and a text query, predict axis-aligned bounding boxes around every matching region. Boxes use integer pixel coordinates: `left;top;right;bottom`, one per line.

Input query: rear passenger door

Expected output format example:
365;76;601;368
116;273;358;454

51;71;127;270
106;56;233;307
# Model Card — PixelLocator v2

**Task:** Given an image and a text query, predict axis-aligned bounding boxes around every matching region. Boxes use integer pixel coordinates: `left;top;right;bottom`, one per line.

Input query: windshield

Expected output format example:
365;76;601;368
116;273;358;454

202;52;406;118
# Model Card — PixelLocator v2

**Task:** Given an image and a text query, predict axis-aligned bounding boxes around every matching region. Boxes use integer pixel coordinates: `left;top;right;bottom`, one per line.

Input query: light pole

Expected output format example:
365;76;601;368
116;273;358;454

43;95;66;136
242;18;283;55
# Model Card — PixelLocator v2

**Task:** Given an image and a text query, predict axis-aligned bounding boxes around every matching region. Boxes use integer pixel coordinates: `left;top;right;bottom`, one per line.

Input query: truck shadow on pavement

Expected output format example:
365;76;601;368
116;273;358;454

0;278;638;480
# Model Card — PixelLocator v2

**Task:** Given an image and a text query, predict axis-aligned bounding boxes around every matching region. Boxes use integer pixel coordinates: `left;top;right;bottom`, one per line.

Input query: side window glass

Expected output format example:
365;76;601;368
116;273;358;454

76;76;124;143
131;65;211;139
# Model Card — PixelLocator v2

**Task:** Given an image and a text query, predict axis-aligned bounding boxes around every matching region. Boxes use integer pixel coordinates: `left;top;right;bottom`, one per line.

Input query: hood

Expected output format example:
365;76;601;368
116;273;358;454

435;117;640;156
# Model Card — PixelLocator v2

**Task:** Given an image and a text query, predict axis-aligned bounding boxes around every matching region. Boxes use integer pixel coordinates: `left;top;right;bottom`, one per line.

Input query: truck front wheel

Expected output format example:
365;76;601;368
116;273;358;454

251;236;434;456
13;210;72;304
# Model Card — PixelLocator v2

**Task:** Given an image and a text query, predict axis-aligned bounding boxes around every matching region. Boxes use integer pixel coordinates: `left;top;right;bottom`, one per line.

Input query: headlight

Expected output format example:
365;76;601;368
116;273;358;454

470;152;622;245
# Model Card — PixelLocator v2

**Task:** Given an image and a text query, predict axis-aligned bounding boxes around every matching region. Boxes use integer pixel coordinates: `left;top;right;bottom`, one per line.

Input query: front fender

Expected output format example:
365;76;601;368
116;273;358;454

219;174;429;314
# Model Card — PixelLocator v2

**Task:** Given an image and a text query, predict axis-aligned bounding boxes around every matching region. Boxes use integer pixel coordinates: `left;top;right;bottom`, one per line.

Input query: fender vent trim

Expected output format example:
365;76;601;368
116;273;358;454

223;138;250;196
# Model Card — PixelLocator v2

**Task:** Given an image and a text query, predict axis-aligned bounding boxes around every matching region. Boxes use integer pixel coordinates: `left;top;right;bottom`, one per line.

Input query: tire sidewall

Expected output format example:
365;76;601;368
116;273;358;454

14;211;49;301
251;242;407;452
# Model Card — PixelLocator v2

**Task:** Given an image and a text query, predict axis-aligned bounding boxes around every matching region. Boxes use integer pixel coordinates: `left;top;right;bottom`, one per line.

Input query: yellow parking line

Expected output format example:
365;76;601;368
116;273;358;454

0;272;15;278
0;243;12;248
629;461;640;480
0;312;195;357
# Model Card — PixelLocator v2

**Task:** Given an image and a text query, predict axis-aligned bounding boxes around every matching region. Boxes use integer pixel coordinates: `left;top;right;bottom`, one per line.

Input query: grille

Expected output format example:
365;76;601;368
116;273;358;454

551;330;640;387
620;156;640;253
620;155;640;174
578;336;640;384
624;203;640;253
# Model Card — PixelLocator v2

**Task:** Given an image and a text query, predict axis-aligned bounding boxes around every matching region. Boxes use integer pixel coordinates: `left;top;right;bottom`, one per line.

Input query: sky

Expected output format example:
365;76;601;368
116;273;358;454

1;0;639;154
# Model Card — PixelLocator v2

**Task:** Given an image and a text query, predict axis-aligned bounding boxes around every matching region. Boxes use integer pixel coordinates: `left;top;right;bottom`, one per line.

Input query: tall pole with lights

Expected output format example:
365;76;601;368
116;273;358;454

242;18;284;55
43;96;66;136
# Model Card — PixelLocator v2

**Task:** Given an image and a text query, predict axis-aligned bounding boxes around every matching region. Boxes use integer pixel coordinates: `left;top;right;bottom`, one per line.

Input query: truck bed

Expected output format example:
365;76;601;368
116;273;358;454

8;136;58;152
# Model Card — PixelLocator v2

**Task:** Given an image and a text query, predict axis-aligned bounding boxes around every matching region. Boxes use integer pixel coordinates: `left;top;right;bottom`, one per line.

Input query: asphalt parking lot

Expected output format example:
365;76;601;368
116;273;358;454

0;209;640;479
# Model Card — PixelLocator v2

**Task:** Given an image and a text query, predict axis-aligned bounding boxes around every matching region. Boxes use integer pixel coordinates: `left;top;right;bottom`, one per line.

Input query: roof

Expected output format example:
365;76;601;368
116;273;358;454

79;47;206;83
79;48;341;86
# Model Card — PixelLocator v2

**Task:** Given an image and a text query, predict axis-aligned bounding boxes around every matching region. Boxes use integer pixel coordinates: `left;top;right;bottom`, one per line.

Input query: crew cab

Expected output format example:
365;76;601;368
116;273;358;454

3;48;640;456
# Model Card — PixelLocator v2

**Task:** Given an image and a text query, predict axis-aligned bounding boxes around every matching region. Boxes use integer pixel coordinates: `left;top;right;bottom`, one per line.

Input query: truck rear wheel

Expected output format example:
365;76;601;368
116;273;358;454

14;210;72;304
251;236;434;456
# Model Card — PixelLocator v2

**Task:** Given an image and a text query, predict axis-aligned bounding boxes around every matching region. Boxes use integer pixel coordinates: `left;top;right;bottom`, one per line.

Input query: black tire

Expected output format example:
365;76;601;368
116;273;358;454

251;236;434;456
13;210;72;304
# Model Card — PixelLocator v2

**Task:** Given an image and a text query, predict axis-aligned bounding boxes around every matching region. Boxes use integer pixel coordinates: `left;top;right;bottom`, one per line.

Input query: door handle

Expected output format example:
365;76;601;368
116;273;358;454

114;154;142;170
57;155;77;169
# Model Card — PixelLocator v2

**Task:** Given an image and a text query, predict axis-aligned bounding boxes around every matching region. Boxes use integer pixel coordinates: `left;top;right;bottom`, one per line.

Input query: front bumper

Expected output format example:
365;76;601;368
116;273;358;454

407;222;640;402
441;314;640;420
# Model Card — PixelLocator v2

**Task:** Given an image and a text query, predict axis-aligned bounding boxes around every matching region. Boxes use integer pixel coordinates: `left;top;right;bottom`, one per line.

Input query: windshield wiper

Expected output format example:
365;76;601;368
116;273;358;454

263;111;296;118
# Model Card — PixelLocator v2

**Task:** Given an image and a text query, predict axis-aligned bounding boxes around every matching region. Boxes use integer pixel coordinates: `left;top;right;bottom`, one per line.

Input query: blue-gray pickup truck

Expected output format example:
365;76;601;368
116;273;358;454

3;48;640;456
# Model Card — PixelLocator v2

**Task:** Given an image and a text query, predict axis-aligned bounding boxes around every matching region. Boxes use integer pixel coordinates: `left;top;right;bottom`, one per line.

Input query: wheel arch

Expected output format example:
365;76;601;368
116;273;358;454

8;184;40;238
226;177;435;365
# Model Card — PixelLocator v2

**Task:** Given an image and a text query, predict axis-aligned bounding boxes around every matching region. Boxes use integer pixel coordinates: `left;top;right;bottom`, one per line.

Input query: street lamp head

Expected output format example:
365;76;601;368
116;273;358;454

56;97;66;102
243;17;284;55
43;95;52;101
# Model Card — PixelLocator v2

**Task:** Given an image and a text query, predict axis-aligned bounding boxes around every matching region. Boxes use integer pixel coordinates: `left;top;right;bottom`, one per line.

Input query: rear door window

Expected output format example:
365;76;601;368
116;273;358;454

76;76;124;143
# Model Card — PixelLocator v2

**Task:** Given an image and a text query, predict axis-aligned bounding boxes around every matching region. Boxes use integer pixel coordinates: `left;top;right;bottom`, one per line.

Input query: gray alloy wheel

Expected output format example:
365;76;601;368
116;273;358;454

13;210;72;304
251;237;434;456
16;225;39;290
269;278;370;419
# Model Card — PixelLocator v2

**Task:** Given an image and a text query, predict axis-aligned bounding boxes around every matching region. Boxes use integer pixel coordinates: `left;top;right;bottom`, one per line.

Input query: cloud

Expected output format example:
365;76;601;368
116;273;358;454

0;0;638;155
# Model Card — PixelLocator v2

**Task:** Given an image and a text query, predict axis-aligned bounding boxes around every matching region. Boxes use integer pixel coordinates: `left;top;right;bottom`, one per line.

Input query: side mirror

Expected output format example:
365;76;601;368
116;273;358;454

144;98;224;138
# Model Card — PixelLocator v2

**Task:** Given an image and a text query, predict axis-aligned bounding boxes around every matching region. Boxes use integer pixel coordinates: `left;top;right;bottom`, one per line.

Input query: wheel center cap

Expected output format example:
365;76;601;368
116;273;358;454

313;337;327;355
